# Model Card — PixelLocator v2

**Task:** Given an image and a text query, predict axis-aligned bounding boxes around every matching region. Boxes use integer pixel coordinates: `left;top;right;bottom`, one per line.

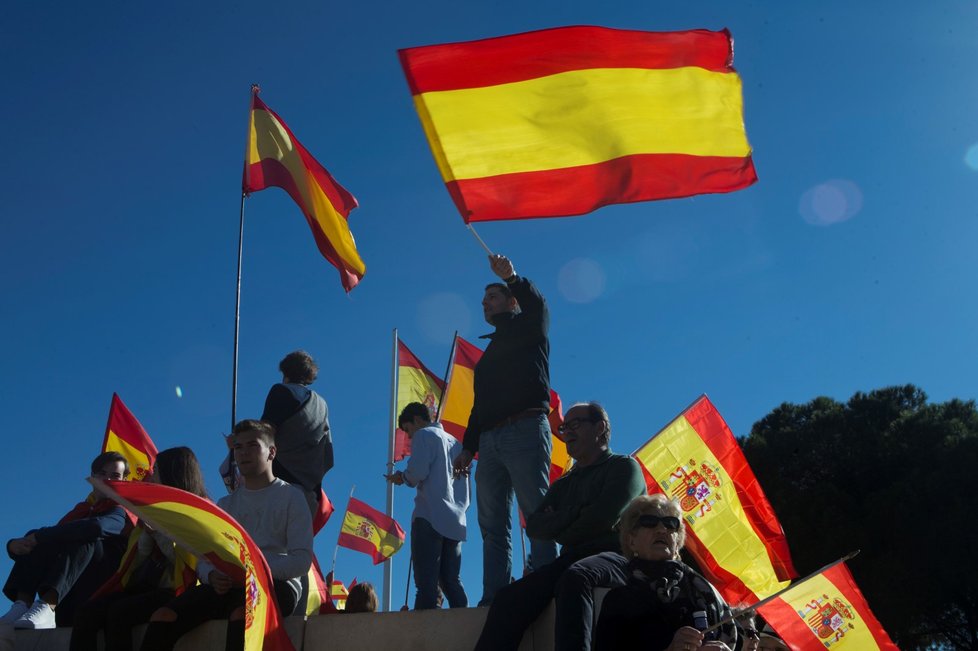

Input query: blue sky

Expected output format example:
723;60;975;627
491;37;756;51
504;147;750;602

2;1;977;612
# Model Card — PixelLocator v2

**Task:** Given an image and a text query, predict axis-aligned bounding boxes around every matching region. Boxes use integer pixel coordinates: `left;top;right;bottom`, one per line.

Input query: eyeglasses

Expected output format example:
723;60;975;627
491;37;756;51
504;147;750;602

557;417;597;435
634;514;681;531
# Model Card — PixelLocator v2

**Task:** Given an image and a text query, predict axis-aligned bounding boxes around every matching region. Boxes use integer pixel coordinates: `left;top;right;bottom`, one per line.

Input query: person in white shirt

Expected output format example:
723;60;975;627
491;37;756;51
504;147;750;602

387;402;469;609
140;420;312;651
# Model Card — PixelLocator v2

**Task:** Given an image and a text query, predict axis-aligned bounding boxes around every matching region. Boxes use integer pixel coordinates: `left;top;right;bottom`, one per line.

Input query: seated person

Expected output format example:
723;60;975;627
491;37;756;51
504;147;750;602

140;420;312;651
593;494;738;651
1;452;132;629
70;447;210;651
474;402;646;651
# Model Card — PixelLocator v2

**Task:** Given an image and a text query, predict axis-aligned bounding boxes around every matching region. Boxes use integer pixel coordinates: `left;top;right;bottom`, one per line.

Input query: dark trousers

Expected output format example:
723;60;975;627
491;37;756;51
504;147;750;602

411;518;466;609
70;588;174;651
139;581;297;651
3;539;120;626
474;551;629;651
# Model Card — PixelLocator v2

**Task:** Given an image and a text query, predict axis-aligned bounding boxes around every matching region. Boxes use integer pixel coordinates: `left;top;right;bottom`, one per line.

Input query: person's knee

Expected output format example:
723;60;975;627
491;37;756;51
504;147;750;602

149;607;178;622
556;566;591;600
228;606;245;622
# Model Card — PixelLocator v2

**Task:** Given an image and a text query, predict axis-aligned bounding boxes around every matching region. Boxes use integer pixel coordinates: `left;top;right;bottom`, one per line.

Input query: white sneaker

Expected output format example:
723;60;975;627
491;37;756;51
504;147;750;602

0;601;28;625
13;601;55;629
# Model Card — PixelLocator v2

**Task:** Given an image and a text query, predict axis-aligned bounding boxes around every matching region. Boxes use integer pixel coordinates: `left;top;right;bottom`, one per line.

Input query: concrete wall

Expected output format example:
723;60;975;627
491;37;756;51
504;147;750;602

0;601;560;651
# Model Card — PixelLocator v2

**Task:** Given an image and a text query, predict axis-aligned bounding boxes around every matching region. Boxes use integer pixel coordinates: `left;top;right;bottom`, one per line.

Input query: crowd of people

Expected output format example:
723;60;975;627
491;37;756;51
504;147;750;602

1;255;787;650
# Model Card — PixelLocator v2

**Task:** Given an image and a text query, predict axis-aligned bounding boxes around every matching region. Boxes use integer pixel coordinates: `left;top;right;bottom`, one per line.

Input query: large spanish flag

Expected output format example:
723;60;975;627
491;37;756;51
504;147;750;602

243;91;365;291
399;26;756;222
633;395;796;604
757;563;898;650
337;497;405;565
394;338;446;461
91;479;293;651
102;393;157;482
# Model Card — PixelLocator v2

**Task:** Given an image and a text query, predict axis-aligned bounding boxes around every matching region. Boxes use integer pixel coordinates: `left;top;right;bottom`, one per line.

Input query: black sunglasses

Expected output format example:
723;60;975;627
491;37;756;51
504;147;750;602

634;514;681;531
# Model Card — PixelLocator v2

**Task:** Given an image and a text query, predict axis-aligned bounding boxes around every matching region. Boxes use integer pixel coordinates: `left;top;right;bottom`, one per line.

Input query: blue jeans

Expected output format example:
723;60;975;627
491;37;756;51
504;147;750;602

411;517;466;609
475;413;558;605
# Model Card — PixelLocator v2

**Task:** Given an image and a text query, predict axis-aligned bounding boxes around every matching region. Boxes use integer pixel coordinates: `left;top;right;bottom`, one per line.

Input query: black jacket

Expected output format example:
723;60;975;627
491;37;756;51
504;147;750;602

463;275;550;455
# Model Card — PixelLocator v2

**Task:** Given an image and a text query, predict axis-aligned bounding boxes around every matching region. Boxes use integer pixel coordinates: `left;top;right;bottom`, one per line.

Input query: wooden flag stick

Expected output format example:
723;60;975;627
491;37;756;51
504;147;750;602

466;224;494;256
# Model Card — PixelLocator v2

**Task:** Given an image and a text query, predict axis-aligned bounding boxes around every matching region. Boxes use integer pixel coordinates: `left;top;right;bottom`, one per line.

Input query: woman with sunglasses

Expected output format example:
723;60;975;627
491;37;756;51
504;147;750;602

593;494;739;651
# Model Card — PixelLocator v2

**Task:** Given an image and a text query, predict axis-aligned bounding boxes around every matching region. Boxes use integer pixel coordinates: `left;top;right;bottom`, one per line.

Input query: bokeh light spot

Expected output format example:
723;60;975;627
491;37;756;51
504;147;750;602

558;258;606;304
175;386;183;398
417;292;471;344
965;143;978;171
799;179;863;226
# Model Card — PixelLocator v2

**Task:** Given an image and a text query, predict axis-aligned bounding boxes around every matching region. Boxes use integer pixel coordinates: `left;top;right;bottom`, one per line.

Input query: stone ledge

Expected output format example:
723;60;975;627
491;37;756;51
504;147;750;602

0;601;558;651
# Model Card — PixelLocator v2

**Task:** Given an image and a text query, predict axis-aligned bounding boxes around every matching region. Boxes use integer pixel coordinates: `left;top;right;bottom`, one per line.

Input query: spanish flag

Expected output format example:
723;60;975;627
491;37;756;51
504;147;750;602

437;335;482;441
102;393;157;482
633;396;796;604
93;525;198;599
399;26;756;222
337;497;405;565
394;338;446;462
546;390;572;484
757;562;898;650
91;479;294;651
243;91;366;292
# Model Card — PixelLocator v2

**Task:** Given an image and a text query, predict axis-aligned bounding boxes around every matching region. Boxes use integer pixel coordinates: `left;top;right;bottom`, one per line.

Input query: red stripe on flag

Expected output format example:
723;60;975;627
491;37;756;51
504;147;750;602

447;154;757;223
244;158;362;290
400;26;734;94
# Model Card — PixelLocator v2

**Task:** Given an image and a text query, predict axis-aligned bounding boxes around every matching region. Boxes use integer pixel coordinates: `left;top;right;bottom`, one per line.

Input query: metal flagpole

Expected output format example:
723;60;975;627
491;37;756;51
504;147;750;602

434;332;459;423
383;330;399;612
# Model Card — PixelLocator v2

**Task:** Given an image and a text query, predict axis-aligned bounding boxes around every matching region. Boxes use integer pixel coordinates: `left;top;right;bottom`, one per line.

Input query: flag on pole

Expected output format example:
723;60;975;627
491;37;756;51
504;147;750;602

632;395;796;604
243;91;366;292
757;562;898;650
331;579;350;610
438;336;483;441
393;339;446;461
337;497;405;565
92;479;293;651
102;393;157;481
399;26;756;222
547;390;572;483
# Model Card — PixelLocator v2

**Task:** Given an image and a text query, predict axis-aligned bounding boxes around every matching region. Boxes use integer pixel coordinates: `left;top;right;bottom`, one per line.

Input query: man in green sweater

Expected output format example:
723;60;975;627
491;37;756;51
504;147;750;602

474;402;646;651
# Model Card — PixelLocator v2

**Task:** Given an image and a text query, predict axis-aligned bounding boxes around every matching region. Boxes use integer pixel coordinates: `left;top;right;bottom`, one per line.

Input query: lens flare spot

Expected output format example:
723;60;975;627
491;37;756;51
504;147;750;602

175;386;183;398
799;179;863;226
965;143;978;171
558;258;606;304
417;292;471;345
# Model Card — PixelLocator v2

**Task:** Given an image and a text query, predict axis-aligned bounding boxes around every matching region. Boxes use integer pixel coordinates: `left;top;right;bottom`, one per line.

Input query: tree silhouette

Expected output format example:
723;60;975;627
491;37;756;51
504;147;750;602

741;385;978;649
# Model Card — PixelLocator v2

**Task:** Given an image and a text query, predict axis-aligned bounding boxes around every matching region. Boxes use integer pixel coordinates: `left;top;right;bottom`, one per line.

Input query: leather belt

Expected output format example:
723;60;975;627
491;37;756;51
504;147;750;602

489;407;547;431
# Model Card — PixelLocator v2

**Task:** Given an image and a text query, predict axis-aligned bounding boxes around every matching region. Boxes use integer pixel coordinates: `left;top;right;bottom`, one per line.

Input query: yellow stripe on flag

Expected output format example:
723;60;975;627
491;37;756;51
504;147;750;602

779;572;883;649
142;500;273;651
248;108;365;275
635;415;789;599
397;366;442;413
105;431;152;481
440;365;475;429
416;66;750;181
